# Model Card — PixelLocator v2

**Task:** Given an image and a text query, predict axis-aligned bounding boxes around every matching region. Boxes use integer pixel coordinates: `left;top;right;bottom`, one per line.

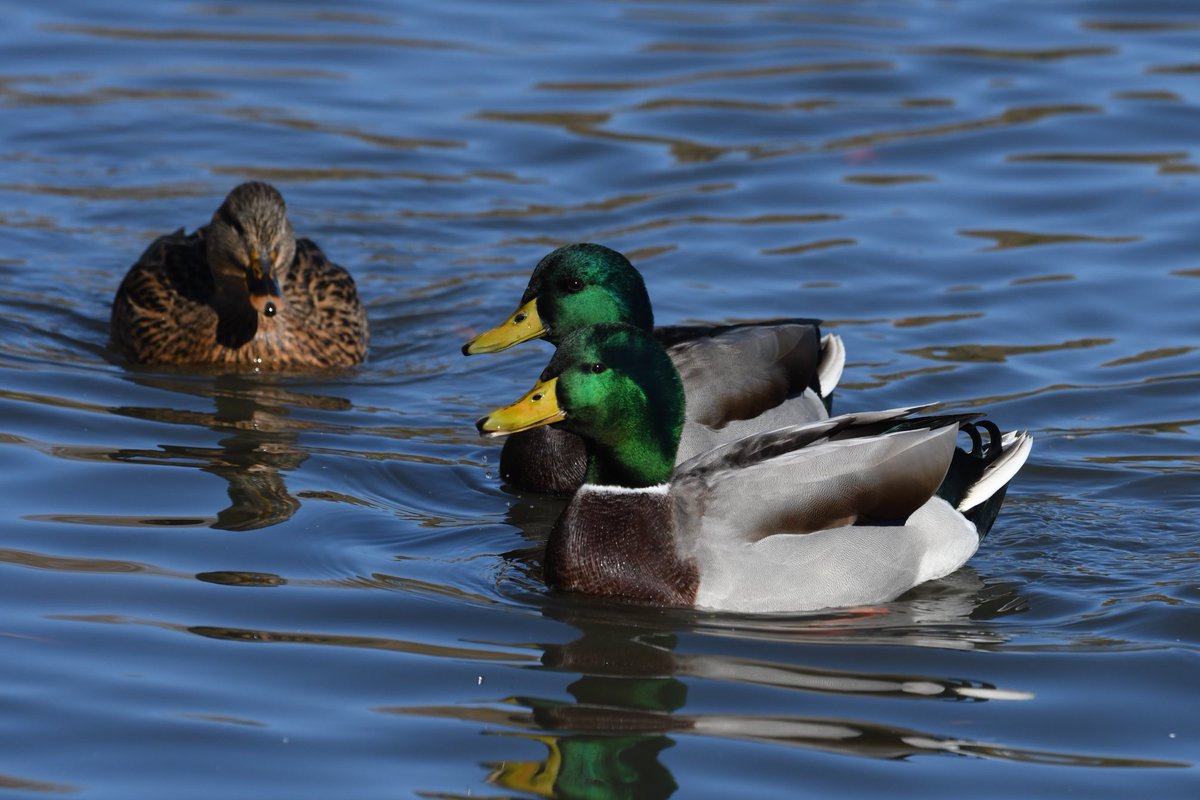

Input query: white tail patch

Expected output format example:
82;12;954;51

817;333;846;399
957;431;1033;512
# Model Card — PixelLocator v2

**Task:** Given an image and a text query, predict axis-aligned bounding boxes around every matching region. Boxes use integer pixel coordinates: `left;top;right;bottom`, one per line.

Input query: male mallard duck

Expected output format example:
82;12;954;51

463;243;845;493
477;323;1032;613
111;182;368;369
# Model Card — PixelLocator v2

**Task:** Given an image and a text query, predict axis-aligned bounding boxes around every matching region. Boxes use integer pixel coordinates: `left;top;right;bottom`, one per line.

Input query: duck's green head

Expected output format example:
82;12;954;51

462;243;654;354
477;323;683;487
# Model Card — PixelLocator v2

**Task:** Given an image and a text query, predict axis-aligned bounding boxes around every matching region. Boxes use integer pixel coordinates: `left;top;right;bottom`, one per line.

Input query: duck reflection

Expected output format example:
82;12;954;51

392;603;1181;798
108;373;348;530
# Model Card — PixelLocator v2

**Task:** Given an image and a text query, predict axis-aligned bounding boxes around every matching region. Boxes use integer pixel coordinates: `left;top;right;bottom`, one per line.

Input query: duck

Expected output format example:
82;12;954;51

476;323;1032;613
111;181;368;369
462;243;845;493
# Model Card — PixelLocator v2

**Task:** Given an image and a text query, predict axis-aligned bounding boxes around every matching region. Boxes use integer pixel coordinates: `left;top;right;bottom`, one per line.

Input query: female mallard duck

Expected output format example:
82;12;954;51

111;182;368;369
463;243;845;493
477;323;1032;613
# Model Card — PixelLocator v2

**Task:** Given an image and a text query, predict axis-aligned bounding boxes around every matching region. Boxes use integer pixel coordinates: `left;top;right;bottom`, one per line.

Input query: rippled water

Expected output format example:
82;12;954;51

2;1;1198;796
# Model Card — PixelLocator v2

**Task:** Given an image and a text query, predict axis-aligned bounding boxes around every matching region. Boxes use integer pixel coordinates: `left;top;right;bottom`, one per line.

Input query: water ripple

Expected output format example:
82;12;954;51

44;23;481;52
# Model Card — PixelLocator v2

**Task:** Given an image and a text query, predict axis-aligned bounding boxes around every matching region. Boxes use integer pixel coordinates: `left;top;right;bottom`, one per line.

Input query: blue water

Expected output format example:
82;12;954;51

1;1;1198;797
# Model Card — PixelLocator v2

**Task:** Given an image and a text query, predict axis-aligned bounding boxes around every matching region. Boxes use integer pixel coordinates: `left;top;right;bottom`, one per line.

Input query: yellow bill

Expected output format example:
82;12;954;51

462;297;545;355
487;735;561;795
476;377;565;437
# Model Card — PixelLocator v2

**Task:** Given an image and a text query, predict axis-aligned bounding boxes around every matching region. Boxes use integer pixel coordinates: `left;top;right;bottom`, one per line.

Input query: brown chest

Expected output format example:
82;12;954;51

544;488;699;607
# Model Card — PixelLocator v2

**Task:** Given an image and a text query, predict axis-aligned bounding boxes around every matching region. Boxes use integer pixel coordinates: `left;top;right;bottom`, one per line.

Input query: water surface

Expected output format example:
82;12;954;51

1;1;1198;797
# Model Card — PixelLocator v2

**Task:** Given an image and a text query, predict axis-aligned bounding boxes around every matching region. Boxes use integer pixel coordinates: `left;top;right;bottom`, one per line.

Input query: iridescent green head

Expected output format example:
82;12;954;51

462;244;654;354
477;323;683;487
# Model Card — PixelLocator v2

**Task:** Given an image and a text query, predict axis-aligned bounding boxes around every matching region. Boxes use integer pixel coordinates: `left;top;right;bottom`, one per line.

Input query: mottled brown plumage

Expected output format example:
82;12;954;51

111;182;368;370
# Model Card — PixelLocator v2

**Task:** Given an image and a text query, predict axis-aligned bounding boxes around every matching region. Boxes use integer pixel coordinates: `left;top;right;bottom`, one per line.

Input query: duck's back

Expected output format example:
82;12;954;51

669;321;830;462
278;238;369;368
111;227;217;365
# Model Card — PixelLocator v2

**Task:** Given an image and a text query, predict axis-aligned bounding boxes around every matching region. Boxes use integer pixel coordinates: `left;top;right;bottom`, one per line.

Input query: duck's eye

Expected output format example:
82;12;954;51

264;301;277;318
589;362;607;374
565;278;584;293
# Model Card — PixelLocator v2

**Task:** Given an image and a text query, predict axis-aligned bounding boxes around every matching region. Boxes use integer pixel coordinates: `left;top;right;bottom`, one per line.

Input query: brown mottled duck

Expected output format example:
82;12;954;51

111;182;368;369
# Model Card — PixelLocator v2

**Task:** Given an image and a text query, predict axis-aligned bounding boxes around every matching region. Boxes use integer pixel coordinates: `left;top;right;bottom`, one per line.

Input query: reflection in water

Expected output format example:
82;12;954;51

1007;151;1188;166
45;23;477;51
903;337;1113;364
221;107;463;151
0;545;177;577
57;613;536;664
0;771;77;795
195;570;286;587
389;606;1184;797
536;60;894;93
761;237;855;255
823;104;1099;152
488;733;676;800
107;374;344;530
908;45;1115;62
959;229;1138;251
1101;347;1195;368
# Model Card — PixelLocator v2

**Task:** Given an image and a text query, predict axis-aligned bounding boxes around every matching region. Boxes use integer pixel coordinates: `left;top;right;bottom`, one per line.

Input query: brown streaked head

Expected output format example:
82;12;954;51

206;182;296;317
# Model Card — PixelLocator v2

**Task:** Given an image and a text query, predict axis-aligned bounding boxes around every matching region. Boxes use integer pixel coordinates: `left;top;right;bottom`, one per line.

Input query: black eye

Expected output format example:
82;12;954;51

565;278;584;293
589;362;606;374
264;301;277;317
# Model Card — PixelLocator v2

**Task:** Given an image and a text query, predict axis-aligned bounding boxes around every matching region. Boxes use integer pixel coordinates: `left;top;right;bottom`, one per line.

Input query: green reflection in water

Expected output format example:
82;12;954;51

387;606;1186;797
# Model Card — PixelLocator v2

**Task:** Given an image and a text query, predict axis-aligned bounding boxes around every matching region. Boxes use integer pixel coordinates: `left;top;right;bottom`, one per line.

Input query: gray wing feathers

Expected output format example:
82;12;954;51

676;406;929;477
675;423;959;544
677;391;829;463
670;323;821;428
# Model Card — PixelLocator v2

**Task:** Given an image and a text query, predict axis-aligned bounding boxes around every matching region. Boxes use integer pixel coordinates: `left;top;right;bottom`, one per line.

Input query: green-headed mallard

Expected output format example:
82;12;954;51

111;182;368;369
477;323;1032;613
463;243;844;493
